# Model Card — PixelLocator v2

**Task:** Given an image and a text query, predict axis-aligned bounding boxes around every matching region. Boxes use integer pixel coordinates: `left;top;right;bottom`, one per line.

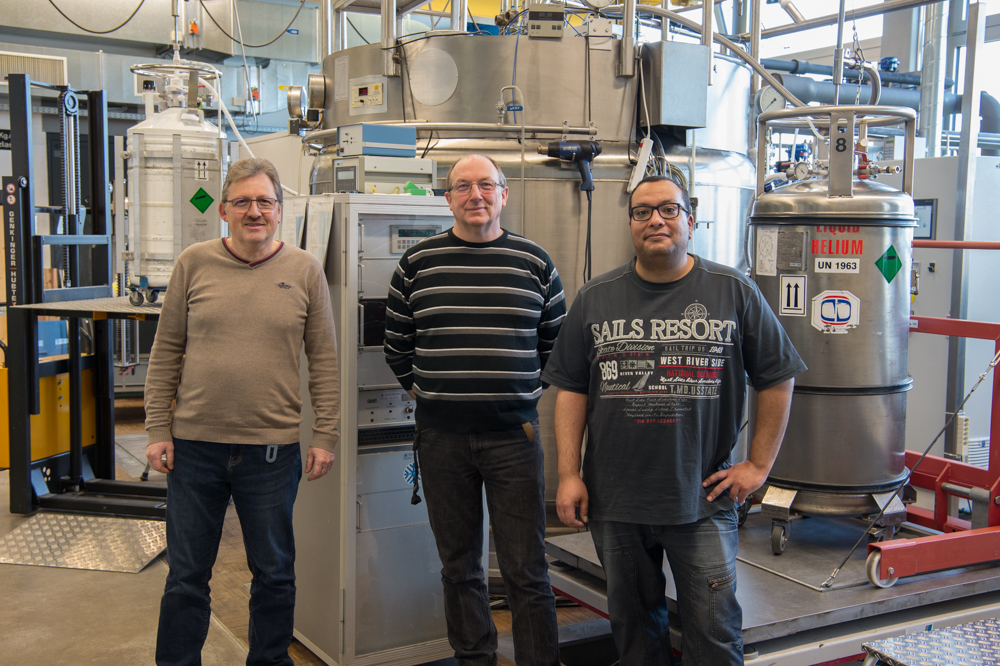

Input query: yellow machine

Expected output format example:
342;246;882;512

0;367;97;468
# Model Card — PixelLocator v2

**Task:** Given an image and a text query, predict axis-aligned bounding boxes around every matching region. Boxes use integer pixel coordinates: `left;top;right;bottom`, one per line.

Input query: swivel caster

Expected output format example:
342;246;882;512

128;290;144;306
771;523;787;555
866;551;899;588
145;290;158;303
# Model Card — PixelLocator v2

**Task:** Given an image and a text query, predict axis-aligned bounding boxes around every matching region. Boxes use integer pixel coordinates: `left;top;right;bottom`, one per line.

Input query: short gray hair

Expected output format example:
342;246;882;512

445;154;507;190
222;158;283;205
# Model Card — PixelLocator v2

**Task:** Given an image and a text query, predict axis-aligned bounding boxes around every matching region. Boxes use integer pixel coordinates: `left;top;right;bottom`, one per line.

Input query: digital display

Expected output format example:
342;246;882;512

529;11;562;20
913;198;936;240
359;86;369;96
398;228;436;238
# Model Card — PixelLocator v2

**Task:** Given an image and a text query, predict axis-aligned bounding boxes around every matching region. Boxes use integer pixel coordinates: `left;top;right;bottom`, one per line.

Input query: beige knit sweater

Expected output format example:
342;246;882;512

144;239;340;451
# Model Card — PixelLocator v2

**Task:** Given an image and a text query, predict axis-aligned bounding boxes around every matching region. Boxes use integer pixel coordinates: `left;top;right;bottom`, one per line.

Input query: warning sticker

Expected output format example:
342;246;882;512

779;275;807;316
815;257;860;273
875;245;903;283
811;290;860;334
189;188;214;214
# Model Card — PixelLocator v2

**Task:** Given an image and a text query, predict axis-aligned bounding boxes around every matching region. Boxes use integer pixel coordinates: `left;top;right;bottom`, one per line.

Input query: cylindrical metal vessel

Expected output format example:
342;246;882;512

751;179;915;496
127;106;226;295
311;37;755;508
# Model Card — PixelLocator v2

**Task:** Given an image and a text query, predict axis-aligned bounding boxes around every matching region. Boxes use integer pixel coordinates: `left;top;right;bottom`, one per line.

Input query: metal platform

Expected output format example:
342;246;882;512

12;296;162;319
0;512;166;573
862;617;1000;665
545;511;1000;645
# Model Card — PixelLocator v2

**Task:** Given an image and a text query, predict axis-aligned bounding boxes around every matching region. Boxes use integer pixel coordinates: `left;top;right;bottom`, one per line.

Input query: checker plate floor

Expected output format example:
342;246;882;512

0;513;166;573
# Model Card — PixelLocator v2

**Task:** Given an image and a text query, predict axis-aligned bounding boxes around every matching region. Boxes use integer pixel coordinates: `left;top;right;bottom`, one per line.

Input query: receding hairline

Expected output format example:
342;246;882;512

630;178;685;205
446;154;507;189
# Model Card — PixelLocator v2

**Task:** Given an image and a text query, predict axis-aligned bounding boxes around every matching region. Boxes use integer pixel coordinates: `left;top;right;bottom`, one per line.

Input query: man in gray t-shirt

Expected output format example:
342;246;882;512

542;175;804;665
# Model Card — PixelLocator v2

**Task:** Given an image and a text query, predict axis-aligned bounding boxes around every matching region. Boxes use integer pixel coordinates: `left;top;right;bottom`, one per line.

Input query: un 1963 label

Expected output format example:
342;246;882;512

815;258;859;274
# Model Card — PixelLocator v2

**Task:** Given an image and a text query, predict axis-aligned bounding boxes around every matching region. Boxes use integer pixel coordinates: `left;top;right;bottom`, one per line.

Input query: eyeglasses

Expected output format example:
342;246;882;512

226;197;278;212
629;203;688;222
449;180;503;196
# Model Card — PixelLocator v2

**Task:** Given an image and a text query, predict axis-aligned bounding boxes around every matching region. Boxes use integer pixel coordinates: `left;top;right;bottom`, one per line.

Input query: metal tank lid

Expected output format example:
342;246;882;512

751;178;916;222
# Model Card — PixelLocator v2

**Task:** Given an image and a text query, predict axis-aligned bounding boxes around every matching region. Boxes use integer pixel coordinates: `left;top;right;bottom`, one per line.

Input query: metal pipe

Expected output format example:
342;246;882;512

320;0;333;59
703;0;713;85
833;0;846;105
381;0;398;76
913;240;1000;250
773;73;960;113
920;1;948;157
660;0;670;41
778;0;806;23
946;0;987;460
620;0;637;77
451;0;468;32
333;8;344;52
751;0;761;93
304;122;599;146
761;58;955;89
752;0;941;40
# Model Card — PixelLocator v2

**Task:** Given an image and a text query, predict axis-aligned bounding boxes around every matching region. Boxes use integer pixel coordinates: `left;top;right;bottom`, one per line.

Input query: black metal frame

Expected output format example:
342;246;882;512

3;74;166;518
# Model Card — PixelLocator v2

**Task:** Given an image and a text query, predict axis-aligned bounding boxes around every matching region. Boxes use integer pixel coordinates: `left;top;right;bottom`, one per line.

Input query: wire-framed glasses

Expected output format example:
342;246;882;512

227;197;278;212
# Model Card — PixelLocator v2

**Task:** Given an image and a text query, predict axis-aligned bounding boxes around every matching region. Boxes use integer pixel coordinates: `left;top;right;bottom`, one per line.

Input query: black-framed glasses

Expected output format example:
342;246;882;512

449;180;503;195
226;197;278;212
629;203;688;222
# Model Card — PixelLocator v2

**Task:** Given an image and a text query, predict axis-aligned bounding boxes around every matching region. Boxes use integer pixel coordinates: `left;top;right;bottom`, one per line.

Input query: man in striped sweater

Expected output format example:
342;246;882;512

384;154;565;666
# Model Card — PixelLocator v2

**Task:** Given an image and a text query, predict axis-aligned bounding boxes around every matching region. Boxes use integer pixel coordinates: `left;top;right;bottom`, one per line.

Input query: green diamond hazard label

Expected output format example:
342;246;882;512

875;245;903;283
190;188;214;214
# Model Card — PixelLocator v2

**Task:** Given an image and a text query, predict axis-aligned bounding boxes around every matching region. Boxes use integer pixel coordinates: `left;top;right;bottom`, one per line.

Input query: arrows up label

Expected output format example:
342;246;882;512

779;275;807;316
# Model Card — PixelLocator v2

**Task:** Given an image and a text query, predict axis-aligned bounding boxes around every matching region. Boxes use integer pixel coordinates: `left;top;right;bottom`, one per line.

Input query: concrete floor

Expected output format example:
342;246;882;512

0;468;249;665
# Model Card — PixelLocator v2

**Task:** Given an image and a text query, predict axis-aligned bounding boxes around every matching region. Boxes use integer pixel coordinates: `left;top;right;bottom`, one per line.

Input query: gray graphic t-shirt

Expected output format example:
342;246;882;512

542;256;806;525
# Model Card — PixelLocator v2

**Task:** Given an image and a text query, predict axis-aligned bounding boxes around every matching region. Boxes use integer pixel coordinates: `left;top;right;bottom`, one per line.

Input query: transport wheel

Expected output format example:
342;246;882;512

146;290;158;303
866;551;899;588
128;290;143;306
771;523;787;555
737;500;751;527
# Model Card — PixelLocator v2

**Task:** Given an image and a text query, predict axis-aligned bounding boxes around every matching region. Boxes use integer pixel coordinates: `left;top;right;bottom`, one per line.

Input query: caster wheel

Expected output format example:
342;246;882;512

771;523;787;555
145;290;158;303
866;551;898;588
128;290;143;306
737;501;751;527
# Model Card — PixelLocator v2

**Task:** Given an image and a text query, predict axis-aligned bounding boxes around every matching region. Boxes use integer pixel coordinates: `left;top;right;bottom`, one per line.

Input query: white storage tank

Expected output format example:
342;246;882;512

125;61;227;304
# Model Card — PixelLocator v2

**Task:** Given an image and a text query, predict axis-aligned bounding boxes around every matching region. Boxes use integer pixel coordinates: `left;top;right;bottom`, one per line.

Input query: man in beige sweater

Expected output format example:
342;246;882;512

144;158;340;666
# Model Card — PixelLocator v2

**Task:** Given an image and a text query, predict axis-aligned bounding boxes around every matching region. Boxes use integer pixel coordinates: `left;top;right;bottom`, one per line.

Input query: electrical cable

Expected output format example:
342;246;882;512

47;0;145;34
199;77;300;196
583;190;593;284
821;347;1000;588
232;0;258;127
347;15;372;45
199;0;306;48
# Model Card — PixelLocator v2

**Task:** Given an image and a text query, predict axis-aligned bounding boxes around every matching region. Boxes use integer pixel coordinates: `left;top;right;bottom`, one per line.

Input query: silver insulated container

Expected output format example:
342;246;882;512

751;179;915;494
749;107;918;526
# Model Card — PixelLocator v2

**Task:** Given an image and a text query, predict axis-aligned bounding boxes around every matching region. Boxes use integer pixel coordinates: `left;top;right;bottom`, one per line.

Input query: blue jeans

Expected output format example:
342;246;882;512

416;421;559;666
156;438;302;666
589;510;742;666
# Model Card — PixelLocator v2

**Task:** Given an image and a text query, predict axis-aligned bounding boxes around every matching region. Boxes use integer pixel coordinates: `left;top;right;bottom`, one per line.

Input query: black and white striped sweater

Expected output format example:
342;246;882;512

384;228;566;432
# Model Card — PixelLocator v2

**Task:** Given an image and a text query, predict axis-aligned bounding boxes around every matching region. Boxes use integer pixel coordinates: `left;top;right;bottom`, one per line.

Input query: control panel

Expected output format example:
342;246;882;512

390;225;441;254
349;75;388;116
358;388;415;427
527;2;565;38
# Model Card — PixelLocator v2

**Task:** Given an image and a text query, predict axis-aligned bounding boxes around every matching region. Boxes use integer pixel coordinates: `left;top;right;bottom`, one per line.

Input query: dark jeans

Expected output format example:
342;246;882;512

156;438;302;666
416;421;560;666
589;510;742;666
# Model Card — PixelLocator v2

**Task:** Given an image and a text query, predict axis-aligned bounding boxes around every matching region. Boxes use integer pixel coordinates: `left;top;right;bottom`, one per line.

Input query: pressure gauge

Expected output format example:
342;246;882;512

791;162;810;181
756;86;787;114
583;0;614;9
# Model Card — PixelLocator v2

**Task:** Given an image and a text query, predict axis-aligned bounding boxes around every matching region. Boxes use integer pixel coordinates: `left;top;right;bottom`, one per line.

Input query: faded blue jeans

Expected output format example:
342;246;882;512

156;438;302;666
415;420;560;666
589;509;742;666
